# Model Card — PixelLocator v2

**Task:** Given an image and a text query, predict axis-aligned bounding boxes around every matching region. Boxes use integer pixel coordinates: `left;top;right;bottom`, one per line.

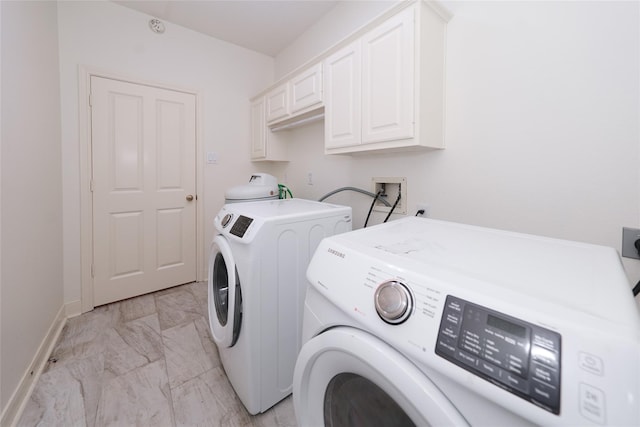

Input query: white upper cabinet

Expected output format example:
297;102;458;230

361;7;415;144
251;97;267;159
251;97;287;161
325;9;413;150
251;0;452;159
324;42;361;149
265;63;323;126
252;63;324;161
290;63;323;114
265;83;290;123
324;1;450;154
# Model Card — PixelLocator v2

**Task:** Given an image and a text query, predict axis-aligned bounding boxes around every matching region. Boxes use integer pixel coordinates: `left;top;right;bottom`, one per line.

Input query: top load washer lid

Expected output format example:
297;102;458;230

319;217;638;328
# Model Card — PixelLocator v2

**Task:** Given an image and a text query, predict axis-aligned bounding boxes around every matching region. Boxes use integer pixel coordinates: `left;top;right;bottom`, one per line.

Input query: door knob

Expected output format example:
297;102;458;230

186;194;194;201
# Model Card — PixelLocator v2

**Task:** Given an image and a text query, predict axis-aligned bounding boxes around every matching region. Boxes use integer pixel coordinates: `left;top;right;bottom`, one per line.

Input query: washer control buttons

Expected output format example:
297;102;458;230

374;280;413;324
579;352;604;376
435;295;562;415
230;215;253;238
579;383;606;424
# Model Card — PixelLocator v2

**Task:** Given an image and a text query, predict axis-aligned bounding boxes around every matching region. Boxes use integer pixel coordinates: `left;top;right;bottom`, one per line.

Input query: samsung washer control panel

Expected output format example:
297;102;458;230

229;215;253;238
436;295;561;414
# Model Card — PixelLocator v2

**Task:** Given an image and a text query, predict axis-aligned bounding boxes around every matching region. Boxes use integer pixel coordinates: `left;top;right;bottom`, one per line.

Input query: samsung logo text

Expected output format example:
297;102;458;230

327;248;345;259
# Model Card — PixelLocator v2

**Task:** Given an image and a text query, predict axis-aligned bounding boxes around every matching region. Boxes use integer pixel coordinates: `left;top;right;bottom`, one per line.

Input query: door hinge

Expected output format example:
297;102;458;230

89;94;93;107
90;179;94;192
90;263;95;278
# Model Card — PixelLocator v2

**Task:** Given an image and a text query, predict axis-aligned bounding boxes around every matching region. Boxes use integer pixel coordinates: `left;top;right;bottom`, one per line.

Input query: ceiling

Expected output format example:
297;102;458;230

113;0;340;57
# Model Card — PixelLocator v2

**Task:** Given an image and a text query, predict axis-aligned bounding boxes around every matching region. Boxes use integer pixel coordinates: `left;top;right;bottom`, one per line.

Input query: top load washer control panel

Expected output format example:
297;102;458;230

436;295;561;414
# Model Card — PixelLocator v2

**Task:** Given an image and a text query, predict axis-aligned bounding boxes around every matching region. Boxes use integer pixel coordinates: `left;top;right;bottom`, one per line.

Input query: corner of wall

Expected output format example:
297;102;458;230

64;300;82;319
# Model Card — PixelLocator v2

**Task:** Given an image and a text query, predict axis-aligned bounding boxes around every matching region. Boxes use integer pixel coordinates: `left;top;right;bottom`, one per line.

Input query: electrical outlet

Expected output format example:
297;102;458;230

416;203;430;218
371;177;407;215
622;227;640;259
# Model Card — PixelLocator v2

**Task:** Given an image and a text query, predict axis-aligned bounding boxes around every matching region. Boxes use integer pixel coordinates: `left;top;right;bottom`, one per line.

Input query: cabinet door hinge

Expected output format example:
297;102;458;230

90;179;94;192
90;263;95;278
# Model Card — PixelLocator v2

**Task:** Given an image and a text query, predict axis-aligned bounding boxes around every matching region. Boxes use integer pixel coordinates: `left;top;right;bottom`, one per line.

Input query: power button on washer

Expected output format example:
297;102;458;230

578;352;604;376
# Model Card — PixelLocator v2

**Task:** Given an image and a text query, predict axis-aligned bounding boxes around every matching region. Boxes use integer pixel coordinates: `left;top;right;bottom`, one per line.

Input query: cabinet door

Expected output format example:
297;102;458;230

265;83;289;123
290;63;323;114
250;97;266;159
324;42;361;149
361;7;415;144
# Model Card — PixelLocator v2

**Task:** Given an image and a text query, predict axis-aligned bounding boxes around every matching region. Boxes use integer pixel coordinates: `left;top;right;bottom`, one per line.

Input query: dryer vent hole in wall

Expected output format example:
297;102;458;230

372;177;407;215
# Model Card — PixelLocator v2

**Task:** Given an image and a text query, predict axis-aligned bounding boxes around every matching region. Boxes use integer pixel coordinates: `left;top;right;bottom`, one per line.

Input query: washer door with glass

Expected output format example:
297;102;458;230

208;235;242;348
293;327;469;427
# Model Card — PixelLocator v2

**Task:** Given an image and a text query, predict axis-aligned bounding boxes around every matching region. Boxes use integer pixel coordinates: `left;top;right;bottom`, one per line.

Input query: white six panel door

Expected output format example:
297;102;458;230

91;76;196;306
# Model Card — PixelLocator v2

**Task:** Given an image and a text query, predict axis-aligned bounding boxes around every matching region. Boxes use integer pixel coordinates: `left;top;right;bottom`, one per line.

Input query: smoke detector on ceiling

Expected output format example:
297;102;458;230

149;18;165;34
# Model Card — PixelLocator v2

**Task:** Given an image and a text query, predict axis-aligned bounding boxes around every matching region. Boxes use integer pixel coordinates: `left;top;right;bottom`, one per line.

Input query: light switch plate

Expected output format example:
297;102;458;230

207;152;218;164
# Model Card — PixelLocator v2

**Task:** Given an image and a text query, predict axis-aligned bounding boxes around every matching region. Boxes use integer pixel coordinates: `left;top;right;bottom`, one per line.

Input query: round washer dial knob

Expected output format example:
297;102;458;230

374;280;413;324
221;213;233;228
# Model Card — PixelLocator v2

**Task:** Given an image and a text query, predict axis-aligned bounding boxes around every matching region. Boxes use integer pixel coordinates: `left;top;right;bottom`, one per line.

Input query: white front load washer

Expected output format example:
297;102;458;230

208;198;352;415
293;217;640;426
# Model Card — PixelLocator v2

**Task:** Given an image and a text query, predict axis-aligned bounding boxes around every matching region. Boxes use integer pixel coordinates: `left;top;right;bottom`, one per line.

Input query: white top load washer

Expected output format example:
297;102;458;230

293;217;640;426
208;198;352;415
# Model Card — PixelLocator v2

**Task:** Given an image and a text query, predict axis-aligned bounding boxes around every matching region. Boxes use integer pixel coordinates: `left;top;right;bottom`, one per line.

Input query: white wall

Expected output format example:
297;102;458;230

1;0;64;415
57;1;275;307
271;1;640;282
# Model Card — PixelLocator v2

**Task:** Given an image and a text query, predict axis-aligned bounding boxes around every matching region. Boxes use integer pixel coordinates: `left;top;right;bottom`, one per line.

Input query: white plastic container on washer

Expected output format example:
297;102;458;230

224;173;279;203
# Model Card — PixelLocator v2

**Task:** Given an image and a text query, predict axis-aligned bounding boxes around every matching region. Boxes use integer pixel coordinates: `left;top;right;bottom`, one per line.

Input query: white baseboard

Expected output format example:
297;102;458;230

64;299;82;319
0;305;66;427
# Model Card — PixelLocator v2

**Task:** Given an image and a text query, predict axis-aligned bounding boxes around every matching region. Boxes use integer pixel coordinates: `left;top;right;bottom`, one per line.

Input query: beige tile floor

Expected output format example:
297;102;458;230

17;282;296;427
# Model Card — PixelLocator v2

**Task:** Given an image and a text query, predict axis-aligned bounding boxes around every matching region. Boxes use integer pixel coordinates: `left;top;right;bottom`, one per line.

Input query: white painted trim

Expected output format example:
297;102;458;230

0;306;66;427
0;2;3;423
64;300;82;319
79;65;93;313
195;88;206;282
78;66;205;312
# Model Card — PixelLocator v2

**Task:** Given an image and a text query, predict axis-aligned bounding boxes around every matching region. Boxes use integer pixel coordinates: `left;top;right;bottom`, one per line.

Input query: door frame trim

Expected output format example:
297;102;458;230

78;65;204;313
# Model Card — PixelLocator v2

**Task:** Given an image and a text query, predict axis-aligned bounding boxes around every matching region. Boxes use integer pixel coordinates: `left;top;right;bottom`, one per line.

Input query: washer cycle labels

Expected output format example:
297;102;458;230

436;295;562;415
